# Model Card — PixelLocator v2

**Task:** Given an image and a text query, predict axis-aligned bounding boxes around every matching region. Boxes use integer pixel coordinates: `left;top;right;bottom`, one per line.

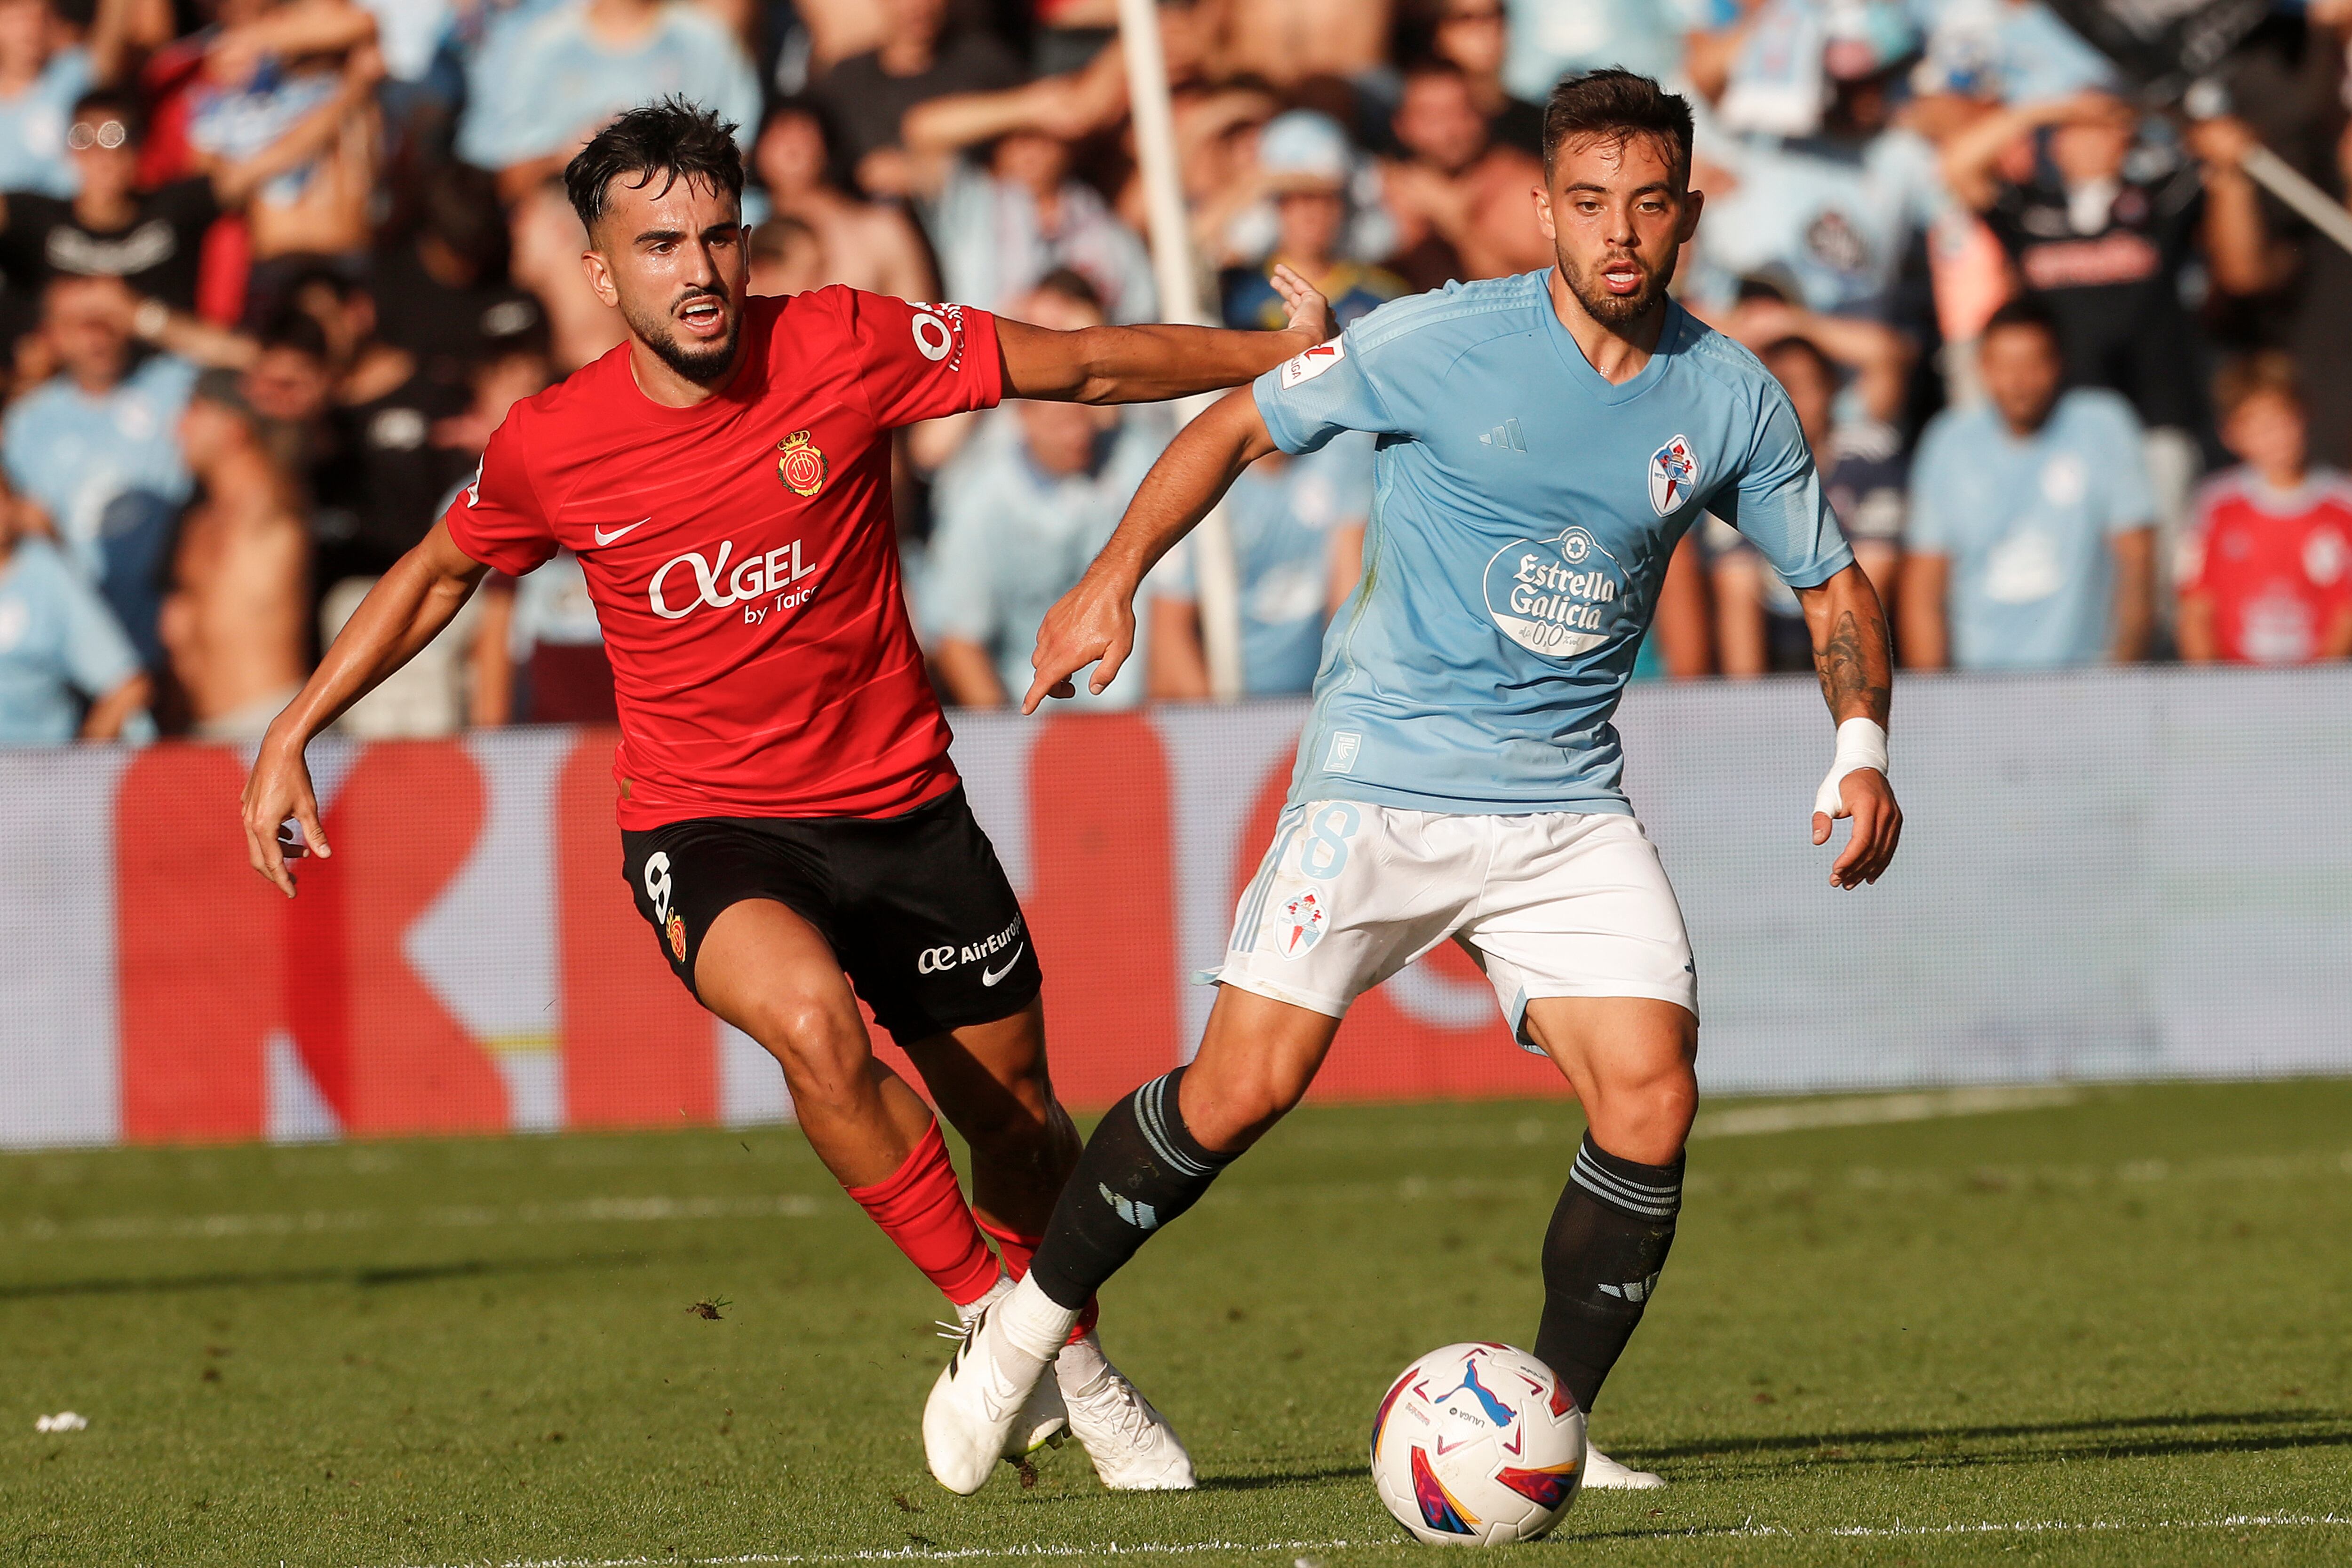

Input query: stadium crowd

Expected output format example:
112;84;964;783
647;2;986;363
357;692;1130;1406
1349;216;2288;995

2;0;2351;744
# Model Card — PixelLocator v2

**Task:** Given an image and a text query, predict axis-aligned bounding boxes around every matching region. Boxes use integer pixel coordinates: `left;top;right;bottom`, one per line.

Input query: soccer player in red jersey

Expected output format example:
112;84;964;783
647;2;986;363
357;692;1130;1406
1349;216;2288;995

238;100;1332;1490
2178;356;2352;666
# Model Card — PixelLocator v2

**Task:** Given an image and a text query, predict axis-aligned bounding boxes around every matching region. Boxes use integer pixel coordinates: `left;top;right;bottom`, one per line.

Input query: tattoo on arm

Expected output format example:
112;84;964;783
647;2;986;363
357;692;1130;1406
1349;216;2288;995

1814;608;1891;722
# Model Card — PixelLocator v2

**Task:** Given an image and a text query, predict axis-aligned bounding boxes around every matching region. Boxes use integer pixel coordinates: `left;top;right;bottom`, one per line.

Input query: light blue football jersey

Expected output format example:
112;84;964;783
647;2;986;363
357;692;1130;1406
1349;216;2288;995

1252;270;1852;816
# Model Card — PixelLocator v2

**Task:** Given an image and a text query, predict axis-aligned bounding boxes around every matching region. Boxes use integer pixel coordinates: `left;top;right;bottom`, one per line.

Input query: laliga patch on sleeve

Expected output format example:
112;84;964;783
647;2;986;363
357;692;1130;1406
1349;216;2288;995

1280;338;1347;388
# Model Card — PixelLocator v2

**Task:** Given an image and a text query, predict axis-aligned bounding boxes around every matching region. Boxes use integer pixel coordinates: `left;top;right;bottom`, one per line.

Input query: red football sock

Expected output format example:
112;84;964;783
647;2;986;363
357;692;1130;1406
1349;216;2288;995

843;1121;1001;1309
978;1216;1099;1341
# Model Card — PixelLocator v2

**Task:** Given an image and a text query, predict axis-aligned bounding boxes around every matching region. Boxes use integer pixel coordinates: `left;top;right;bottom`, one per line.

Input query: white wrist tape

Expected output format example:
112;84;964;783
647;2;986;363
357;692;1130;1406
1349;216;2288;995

1813;717;1889;817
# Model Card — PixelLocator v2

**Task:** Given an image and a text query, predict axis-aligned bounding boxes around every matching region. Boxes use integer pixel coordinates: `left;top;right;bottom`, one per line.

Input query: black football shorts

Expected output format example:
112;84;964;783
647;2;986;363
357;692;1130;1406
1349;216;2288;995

619;784;1043;1042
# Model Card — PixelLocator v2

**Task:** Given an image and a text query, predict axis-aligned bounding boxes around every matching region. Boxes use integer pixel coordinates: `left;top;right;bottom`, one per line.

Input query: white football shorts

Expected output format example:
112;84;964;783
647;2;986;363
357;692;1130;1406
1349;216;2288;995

1214;801;1699;1041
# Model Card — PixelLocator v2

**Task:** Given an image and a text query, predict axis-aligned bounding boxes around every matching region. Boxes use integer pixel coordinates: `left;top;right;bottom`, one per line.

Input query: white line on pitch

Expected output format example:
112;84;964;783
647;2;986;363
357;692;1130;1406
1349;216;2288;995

375;1513;2352;1568
1690;1085;2085;1139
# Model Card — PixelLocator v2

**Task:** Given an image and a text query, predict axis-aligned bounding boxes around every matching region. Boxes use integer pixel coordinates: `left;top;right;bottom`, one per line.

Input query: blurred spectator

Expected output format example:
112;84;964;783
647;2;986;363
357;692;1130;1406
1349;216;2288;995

2177;355;2352;666
1147;430;1369;699
751;100;935;300
0;467;150;742
1705;299;1909;677
921;273;1169;709
185;21;385;318
237;305;334;482
2292;121;2352;472
747;212;826;295
1501;0;1692;107
1203;0;1394;99
0;89;222;317
1425;0;1542;156
808;0;1023;196
0;0;132;199
901;48;1154;320
1692;8;1947;323
1381;58;1548;290
313;304;489;740
1031;0;1119;77
1901;299;2154;671
290;269;471;586
2;274;193;656
456;0;759;201
1941;95;2273;523
1220;111;1401;331
1216;107;1396;281
458;346;618;725
157;369;306;736
370;161;544;385
1909;0;2117;109
508;177;625;372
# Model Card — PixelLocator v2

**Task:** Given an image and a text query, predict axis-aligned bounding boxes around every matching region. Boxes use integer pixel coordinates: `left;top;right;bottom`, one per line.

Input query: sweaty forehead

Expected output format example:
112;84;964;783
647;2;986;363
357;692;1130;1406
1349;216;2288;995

597;171;741;237
1547;130;1685;190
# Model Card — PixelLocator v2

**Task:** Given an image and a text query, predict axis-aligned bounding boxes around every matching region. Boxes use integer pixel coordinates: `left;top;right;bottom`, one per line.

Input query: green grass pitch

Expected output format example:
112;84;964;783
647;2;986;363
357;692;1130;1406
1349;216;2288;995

5;1080;2348;1566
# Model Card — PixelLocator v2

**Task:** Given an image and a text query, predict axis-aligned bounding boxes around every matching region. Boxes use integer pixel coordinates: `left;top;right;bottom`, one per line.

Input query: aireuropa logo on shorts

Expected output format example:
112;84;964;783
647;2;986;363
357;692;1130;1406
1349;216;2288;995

916;918;1025;982
649;537;819;626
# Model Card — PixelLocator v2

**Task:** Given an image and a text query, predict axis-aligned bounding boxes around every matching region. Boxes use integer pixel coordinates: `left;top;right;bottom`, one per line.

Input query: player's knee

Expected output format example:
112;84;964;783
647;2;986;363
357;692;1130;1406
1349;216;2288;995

1179;1061;1305;1155
1589;1068;1698;1164
745;995;871;1103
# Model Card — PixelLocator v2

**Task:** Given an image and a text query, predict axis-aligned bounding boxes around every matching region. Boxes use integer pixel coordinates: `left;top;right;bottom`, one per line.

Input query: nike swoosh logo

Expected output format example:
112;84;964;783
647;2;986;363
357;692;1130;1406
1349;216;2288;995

979;945;1025;987
593;518;651;546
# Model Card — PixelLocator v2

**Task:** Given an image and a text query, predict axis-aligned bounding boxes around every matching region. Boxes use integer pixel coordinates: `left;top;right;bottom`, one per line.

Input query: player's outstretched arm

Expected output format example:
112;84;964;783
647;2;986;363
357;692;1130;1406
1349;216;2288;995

240;520;490;897
1022;388;1279;713
996;264;1332;405
1794;562;1902;890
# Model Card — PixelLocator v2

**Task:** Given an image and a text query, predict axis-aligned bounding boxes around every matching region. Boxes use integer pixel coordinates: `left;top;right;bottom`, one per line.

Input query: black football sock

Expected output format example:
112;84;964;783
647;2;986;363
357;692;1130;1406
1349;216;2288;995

1025;1068;1238;1311
1533;1132;1684;1415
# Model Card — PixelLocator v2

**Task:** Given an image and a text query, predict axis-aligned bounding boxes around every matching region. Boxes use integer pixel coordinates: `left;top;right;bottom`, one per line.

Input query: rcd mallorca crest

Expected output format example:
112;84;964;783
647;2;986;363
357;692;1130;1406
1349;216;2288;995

1275;888;1327;958
1647;434;1700;515
777;430;828;496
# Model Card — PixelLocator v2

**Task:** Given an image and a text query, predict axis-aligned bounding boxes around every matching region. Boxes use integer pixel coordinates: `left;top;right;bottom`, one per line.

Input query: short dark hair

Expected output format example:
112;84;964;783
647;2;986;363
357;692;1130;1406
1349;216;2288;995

257;308;332;363
1030;266;1104;316
1982;295;2060;345
71;87;143;143
564;97;746;234
1758;334;1836;387
748;214;817;263
2214;349;2300;419
1540;69;1693;187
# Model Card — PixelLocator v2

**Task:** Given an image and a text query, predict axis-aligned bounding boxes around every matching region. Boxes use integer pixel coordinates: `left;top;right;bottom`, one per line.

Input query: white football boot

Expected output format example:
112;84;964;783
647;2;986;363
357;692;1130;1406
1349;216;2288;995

1054;1330;1196;1490
949;1276;1067;1461
924;1276;1072;1494
1581;1446;1666;1489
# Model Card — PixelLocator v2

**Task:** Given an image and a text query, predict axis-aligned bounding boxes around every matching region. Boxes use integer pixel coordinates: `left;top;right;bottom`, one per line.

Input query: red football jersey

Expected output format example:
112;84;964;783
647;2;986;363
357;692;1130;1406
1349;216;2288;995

2178;468;2352;665
445;288;1003;827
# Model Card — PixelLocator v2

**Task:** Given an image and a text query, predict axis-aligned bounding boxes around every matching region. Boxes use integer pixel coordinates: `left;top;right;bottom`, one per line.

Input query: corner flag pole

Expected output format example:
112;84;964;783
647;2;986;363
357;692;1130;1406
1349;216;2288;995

1117;0;1245;701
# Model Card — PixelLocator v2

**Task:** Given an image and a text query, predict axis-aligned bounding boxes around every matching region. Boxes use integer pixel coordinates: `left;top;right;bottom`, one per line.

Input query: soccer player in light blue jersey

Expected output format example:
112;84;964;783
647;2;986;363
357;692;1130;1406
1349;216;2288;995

925;70;1903;1499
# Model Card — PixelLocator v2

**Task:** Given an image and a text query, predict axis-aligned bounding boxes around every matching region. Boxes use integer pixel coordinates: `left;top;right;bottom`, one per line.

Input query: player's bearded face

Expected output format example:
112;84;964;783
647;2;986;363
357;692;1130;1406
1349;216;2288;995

624;277;741;385
1541;133;1694;329
591;175;749;387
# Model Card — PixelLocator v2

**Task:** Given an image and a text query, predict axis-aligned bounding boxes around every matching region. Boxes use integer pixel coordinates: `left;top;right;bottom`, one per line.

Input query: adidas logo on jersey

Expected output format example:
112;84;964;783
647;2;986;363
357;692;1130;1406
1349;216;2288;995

1478;419;1526;452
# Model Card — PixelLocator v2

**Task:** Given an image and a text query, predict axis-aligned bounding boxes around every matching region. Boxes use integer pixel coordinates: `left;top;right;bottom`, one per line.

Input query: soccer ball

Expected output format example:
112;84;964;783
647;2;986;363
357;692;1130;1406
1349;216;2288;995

1369;1342;1586;1545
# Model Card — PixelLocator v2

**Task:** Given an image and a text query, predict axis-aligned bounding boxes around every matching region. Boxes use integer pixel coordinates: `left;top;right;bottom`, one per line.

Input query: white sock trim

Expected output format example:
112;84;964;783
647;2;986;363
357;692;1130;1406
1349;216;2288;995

998;1274;1081;1362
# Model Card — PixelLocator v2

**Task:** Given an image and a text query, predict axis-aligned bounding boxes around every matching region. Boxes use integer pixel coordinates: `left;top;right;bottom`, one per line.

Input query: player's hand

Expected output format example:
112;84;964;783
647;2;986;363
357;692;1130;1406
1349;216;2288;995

1023;569;1137;714
242;731;330;898
1268;263;1333;345
1812;768;1900;889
